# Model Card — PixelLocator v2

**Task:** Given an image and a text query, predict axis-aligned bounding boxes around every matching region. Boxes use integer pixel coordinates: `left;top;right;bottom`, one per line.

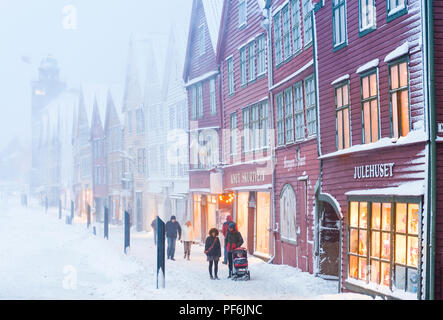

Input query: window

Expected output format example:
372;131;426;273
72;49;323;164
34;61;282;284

332;0;347;49
238;0;247;27
389;60;410;139
136;108;145;133
348;200;420;294
284;88;294;143
227;57;235;95
257;34;266;75
230;112;238;156
191;86;197;119
274;12;283;66
199;24;205;56
127;110;133;134
305;76;317;136
294;82;305;140
242;107;250;152
361;70;379;144
335;82;351;150
210;78;216;114
282;4;291;60
303;0;313;45
260;102;269;148
138;148;146;174
291;0;302;53
280;184;297;243
387;0;407;20
197;83;203;118
359;0;376;33
276;93;285;145
240;46;247;86
251;104;260;150
248;41;256;82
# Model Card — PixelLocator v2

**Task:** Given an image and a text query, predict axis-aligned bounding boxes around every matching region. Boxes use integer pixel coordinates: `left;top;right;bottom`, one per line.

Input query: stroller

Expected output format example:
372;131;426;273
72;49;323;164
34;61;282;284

231;247;250;281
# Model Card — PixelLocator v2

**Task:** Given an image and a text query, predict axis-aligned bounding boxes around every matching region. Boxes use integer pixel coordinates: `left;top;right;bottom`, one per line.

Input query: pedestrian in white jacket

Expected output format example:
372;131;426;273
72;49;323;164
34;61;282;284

181;221;193;260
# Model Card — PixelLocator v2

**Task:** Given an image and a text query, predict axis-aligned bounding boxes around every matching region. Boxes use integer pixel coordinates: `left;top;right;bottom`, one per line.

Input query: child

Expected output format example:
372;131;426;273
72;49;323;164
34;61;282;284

204;228;221;280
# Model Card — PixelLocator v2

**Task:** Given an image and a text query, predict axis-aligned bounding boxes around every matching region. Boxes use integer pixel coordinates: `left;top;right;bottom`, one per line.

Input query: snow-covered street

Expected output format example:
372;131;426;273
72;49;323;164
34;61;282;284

0;197;371;300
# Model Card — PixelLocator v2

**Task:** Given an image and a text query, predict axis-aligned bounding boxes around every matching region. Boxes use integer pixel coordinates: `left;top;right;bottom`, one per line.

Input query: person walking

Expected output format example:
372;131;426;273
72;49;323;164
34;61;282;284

181;220;193;260
222;215;235;264
205;228;221;280
225;222;243;278
165;215;181;260
151;217;158;245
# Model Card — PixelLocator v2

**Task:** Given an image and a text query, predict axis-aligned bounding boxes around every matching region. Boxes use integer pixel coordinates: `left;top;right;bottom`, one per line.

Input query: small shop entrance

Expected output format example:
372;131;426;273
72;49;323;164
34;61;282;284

318;201;340;278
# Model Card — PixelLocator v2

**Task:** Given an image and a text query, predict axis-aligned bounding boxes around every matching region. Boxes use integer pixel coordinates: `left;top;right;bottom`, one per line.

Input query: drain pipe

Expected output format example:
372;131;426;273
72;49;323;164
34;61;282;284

424;0;436;300
262;0;277;265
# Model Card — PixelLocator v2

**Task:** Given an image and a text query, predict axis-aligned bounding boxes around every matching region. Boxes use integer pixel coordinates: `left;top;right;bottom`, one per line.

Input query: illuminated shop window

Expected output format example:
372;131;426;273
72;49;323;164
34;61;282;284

348;200;420;294
335;82;351;150
360;70;379;144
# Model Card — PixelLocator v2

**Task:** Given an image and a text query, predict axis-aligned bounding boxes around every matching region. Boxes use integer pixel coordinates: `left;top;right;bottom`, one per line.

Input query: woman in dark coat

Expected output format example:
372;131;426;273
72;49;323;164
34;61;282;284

225;222;244;278
204;228;221;280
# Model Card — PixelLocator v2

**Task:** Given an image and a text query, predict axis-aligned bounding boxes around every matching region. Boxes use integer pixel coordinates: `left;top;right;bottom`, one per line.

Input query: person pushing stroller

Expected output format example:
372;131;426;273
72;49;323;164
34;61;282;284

225;222;244;278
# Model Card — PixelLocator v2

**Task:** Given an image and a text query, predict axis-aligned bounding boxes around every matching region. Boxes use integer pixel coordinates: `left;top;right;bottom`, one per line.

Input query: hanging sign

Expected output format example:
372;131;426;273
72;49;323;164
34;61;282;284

354;163;394;180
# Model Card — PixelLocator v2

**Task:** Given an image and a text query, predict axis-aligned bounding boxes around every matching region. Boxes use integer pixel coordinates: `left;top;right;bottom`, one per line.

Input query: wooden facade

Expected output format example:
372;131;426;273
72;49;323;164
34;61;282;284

315;0;428;299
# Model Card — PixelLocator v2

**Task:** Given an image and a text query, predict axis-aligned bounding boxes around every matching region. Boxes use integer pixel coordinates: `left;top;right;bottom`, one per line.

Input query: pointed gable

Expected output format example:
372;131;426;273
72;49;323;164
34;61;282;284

122;36;143;112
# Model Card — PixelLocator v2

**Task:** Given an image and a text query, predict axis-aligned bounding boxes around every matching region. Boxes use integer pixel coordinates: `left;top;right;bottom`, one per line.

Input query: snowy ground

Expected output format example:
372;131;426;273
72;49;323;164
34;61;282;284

0;196;372;300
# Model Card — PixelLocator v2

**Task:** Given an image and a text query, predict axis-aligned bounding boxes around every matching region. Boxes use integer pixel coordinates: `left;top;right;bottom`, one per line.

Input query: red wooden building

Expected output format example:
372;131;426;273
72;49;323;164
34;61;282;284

268;0;318;273
314;0;431;299
183;0;224;243
217;0;273;258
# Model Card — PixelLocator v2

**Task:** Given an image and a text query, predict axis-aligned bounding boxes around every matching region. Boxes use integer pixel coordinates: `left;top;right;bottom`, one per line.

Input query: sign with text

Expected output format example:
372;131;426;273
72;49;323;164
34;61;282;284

354;163;395;180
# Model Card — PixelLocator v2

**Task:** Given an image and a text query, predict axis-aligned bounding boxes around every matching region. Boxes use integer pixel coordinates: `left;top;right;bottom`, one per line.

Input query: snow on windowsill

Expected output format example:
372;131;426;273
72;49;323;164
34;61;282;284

331;74;350;85
346;278;418;300
185;70;218;87
356;58;379;74
319;129;427;160
384;42;410;63
345;181;425;197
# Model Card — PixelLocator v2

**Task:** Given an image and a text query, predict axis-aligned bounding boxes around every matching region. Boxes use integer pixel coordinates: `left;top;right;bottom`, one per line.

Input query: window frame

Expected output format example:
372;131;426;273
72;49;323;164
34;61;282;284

248;40;256;83
240;45;248;87
238;0;247;29
358;0;377;37
197;83;203;118
284;87;295;143
388;57;410;140
282;3;292;62
257;34;267;77
227;57;235;96
304;75;317;137
198;23;206;56
335;80;351;150
302;0;313;47
291;0;302;55
273;11;283;67
294;81;305;141
276;92;285;146
230;112;238;156
386;0;408;23
347;196;421;298
209;77;217;115
332;0;348;52
360;68;380;144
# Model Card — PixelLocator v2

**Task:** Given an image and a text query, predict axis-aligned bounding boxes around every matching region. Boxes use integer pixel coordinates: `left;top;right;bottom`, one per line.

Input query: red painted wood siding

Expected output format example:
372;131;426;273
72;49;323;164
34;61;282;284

434;0;443;300
316;0;425;156
219;0;269;163
187;0;219;81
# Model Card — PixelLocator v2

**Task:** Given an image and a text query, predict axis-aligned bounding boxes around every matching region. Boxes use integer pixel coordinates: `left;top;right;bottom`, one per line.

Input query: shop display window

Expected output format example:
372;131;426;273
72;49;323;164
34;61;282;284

348;199;420;295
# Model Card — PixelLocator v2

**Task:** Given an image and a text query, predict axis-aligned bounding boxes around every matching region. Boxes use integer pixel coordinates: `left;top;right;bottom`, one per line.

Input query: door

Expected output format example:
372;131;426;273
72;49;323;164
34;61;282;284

318;201;340;278
255;192;271;256
236;192;249;250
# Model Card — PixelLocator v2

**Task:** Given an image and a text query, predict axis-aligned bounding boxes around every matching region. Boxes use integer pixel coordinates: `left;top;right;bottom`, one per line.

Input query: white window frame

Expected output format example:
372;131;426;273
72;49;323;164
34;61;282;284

273;11;283;66
291;0;302;53
209;78;216;114
302;0;313;46
227;57;235;95
359;0;376;32
332;0;347;49
238;0;247;28
257;34;267;76
294;81;305;141
248;40;256;82
240;46;248;86
305;75;317;136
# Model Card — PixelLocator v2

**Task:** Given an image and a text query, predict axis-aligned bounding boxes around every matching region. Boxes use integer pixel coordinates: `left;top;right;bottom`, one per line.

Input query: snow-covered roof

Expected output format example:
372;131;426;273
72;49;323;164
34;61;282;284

345;181;425;197
202;0;224;52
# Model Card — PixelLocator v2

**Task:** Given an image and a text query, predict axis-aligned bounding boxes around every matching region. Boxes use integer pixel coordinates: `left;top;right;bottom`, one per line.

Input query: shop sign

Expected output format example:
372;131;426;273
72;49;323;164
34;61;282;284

354;163;394;180
230;170;266;185
438;123;443;134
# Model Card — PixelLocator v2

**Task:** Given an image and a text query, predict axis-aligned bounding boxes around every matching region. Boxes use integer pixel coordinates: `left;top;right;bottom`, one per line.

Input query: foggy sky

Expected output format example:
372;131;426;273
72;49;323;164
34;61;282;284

0;0;192;150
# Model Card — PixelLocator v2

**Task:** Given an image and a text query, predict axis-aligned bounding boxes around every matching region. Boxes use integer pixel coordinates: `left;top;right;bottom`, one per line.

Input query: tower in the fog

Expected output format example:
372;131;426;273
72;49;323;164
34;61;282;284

30;56;66;195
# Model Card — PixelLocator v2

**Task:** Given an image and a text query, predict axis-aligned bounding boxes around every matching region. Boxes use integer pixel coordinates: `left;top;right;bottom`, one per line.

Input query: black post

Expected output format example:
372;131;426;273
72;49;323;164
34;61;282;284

124;211;130;254
58;199;62;220
156;217;166;289
87;204;91;229
70;200;74;224
104;206;109;240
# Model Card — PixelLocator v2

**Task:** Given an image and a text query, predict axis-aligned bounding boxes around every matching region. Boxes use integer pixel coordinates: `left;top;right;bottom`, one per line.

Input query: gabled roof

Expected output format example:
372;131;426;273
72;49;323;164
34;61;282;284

104;85;124;131
216;0;268;63
183;0;224;82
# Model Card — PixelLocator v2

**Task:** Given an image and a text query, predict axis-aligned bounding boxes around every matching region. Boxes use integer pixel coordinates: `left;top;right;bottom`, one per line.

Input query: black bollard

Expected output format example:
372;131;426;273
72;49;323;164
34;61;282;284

58;200;62;220
104;206;109;240
156;217;166;289
87;204;91;229
93;226;96;236
124;211;130;254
